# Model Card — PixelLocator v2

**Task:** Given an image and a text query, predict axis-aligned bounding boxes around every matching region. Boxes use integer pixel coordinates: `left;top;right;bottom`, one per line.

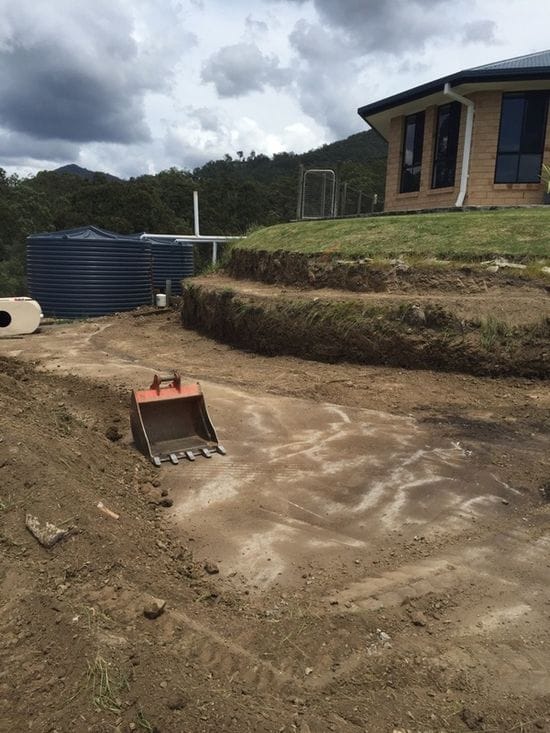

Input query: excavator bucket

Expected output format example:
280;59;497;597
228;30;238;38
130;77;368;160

130;372;225;466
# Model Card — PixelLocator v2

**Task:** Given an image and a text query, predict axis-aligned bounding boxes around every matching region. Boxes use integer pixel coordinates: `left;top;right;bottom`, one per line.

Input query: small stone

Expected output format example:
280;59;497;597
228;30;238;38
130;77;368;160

159;681;168;689
304;667;313;676
161;488;169;497
152;479;162;488
143;596;166;619
501;499;510;505
204;561;219;575
159;497;173;508
410;610;428;627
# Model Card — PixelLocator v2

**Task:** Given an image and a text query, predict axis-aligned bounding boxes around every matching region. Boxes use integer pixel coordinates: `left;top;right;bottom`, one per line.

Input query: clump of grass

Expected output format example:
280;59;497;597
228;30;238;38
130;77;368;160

86;655;128;713
0;494;14;512
479;316;513;349
136;710;155;732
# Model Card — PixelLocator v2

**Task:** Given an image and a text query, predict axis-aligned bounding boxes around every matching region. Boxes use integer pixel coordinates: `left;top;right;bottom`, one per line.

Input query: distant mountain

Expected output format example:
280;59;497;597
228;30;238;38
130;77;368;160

53;164;120;181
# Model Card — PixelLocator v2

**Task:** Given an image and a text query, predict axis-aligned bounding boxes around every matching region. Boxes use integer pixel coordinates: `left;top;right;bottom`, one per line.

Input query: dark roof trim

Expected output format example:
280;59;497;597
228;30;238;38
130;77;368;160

358;67;550;121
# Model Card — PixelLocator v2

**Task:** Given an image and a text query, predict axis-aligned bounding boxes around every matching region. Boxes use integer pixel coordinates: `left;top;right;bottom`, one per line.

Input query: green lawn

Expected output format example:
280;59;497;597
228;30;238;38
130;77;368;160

239;210;550;261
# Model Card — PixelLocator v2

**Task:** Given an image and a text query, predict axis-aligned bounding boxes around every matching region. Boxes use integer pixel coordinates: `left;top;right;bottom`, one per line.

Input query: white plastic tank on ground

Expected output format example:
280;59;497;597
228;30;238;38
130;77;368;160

155;293;167;307
0;298;42;337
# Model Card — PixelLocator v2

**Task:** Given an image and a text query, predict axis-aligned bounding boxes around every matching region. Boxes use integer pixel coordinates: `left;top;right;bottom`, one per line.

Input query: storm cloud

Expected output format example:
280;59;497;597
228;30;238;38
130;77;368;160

201;43;292;97
0;0;540;178
0;0;191;145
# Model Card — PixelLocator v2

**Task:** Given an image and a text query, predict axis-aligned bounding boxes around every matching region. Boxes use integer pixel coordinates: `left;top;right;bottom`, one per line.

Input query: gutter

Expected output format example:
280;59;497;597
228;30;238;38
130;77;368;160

443;82;475;207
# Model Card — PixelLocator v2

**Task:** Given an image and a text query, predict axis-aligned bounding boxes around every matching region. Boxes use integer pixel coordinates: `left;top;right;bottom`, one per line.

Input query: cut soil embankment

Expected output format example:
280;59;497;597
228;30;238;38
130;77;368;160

182;275;550;378
227;246;550;293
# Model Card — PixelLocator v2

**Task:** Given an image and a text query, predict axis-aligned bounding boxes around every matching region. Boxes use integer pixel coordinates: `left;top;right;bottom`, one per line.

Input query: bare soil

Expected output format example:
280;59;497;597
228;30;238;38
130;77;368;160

182;275;550;377
1;309;549;733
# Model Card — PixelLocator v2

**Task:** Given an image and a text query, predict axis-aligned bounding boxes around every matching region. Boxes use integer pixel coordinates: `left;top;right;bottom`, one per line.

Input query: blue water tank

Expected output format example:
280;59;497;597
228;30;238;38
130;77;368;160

27;226;153;318
145;239;194;295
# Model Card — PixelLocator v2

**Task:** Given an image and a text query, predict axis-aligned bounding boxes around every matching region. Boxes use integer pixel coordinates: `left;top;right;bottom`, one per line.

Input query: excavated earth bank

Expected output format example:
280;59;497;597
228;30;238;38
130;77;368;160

182;274;550;378
227;247;550;293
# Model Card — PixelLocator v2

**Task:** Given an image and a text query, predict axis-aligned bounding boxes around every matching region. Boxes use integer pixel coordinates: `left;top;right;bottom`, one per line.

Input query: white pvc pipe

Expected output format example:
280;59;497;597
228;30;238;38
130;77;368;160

140;233;241;241
193;190;200;236
443;83;474;208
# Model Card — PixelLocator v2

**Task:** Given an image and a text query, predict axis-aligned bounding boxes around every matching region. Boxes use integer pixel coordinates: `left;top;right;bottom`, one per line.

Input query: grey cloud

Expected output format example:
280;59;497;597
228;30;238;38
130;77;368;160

277;0;498;56
201;43;292;97
0;0;190;146
461;20;498;44
284;0;500;137
245;15;269;34
0;128;79;163
187;106;223;133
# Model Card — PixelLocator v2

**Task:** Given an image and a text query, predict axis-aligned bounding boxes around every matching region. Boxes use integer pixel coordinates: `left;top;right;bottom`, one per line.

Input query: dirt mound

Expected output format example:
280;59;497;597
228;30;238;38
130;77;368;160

182;279;550;378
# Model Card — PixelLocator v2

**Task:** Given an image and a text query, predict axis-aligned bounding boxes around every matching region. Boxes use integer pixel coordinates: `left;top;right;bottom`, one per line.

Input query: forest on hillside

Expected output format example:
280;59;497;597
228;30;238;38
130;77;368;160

0;130;386;296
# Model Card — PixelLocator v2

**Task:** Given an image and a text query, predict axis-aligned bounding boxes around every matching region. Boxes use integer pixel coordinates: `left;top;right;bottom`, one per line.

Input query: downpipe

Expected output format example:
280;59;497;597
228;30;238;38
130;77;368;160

443;82;475;208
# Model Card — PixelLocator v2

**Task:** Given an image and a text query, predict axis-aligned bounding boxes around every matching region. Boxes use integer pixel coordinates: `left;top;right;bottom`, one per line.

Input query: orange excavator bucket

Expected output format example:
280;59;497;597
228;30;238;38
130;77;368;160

130;372;225;466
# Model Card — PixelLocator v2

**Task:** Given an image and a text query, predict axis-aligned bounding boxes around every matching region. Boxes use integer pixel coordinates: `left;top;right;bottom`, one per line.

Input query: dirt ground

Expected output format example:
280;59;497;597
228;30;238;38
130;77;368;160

1;307;549;732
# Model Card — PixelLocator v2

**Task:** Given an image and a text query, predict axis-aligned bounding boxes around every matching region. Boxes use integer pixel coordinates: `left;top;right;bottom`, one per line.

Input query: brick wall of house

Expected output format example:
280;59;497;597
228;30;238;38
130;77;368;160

383;89;550;212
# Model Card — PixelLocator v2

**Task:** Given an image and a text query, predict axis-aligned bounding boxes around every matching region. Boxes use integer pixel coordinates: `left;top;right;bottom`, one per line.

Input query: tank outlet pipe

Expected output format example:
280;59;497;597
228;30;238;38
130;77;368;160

443;82;475;208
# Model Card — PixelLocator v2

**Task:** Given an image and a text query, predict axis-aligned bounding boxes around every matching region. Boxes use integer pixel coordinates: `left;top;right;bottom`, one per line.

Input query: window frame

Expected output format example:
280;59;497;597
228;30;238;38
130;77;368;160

494;91;549;185
431;101;462;189
400;111;425;194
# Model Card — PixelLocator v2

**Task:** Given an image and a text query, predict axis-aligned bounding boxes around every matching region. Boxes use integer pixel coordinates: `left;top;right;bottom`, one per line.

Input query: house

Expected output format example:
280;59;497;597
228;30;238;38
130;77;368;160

358;50;550;212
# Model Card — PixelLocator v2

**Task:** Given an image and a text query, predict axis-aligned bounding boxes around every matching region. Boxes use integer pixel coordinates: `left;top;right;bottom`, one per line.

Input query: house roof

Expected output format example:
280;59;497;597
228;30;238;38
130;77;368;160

358;49;550;134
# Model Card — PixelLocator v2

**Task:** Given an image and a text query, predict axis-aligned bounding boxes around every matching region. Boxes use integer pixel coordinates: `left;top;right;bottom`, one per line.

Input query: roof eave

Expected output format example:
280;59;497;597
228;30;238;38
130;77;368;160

357;67;550;122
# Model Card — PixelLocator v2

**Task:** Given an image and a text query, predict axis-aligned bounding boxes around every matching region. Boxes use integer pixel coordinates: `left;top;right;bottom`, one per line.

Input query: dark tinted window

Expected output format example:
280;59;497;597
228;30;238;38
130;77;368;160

495;92;549;183
432;102;462;188
400;112;425;193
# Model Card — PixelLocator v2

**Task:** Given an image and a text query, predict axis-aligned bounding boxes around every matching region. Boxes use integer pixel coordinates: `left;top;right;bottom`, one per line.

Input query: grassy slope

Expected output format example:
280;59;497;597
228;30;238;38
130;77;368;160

240;210;550;261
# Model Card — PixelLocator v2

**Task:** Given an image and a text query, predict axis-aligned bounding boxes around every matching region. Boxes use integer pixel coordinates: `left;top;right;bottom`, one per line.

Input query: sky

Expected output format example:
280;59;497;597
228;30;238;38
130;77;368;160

0;0;548;179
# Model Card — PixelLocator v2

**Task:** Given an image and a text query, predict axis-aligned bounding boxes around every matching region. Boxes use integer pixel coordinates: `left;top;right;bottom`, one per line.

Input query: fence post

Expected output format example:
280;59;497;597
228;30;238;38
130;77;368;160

212;241;218;265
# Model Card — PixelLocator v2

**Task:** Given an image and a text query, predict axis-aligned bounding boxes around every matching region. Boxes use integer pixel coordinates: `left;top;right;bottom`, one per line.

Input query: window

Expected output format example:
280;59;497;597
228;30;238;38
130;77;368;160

432;102;461;188
495;91;549;183
400;112;425;193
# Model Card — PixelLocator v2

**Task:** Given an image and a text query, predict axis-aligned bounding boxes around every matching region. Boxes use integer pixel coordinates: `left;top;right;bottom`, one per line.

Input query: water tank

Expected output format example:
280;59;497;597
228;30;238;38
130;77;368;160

27;226;153;318
146;239;194;295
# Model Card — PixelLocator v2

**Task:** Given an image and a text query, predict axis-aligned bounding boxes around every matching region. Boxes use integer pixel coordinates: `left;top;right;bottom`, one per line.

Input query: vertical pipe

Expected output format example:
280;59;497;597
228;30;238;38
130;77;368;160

443;83;475;207
165;279;172;306
212;241;218;265
193;190;200;236
296;164;304;221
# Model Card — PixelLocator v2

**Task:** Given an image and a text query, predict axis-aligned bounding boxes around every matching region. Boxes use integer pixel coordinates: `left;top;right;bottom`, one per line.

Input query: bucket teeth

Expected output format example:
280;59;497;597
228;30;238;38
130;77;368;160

169;453;179;465
201;448;212;458
185;451;196;461
217;445;227;456
153;456;162;468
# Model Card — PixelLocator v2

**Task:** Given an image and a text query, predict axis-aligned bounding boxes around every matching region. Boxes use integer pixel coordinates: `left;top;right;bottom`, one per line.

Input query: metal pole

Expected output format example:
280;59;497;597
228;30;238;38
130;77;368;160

320;173;327;218
212;241;218;265
165;279;172;306
193;190;200;236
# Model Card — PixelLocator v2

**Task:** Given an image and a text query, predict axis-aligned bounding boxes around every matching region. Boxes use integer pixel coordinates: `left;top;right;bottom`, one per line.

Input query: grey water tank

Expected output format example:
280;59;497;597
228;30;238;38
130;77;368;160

145;239;194;295
27;226;153;318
